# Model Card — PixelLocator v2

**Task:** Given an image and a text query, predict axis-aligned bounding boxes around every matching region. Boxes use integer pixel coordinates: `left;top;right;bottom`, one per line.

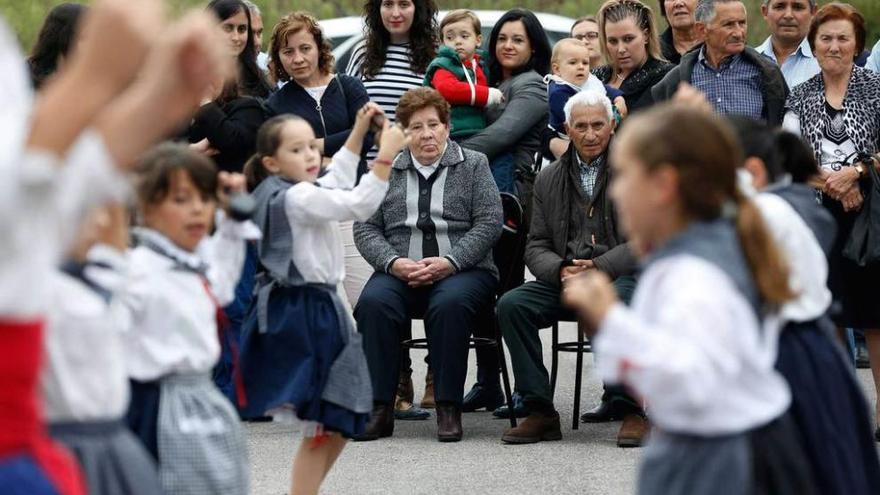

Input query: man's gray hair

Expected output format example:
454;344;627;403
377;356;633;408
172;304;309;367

761;0;816;8
242;0;261;17
695;0;742;24
564;88;614;125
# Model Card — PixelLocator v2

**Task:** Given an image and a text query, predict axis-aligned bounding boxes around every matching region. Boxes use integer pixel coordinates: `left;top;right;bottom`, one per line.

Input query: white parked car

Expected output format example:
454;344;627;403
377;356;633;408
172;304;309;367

318;10;577;73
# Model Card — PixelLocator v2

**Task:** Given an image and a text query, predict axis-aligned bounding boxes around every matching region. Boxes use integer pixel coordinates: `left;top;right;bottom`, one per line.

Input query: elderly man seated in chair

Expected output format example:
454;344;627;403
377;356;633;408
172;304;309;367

498;89;644;447
353;87;502;443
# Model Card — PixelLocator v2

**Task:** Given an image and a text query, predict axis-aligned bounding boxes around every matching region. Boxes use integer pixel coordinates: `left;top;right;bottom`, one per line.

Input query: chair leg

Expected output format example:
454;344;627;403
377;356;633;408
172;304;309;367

573;325;585;431
550;322;559;399
495;317;517;428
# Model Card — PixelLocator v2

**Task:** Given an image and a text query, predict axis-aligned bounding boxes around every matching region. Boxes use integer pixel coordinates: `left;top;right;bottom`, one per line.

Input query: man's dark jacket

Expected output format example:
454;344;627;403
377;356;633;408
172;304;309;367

651;44;789;125
525;144;636;288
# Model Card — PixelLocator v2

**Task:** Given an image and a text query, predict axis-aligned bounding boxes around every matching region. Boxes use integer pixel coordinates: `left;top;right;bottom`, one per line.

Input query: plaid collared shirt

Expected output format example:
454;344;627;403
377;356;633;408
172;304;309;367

576;153;603;199
692;48;764;120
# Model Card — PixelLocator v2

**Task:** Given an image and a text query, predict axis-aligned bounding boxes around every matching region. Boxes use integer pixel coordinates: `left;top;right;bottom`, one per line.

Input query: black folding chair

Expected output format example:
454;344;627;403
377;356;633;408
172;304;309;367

402;193;526;428
550;319;592;430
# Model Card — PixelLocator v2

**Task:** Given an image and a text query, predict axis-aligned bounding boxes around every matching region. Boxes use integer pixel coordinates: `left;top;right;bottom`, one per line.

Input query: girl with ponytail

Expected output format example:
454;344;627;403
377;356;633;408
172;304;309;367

731;117;880;494
237;104;408;495
562;104;815;495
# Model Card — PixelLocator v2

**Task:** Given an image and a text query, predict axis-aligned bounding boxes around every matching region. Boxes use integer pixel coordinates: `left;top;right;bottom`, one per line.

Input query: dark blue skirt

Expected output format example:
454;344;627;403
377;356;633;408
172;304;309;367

776;318;880;494
238;284;368;438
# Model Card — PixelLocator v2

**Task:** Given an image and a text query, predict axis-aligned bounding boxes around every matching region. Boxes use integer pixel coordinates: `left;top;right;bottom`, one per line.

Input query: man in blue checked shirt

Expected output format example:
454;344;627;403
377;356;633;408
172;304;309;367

651;0;789;125
755;0;820;90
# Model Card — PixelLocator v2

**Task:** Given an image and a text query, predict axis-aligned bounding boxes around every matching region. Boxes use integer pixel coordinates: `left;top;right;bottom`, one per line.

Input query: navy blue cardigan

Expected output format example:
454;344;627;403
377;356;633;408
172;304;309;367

265;75;372;174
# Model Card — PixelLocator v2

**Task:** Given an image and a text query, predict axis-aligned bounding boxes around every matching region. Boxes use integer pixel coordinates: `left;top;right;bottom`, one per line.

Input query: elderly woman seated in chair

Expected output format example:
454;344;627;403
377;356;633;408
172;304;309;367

353;87;502;443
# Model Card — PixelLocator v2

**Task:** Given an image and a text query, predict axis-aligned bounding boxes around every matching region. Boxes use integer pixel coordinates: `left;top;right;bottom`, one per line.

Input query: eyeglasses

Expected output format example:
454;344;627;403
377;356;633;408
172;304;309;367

573;32;600;41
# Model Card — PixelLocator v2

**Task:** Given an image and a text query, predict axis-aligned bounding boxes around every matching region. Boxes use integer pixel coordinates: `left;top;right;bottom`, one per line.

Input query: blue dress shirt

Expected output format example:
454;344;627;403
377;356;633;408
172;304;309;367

755;36;820;89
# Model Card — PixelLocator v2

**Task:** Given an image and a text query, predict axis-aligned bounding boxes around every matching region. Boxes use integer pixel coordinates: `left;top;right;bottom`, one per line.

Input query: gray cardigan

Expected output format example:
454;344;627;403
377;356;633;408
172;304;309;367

353;140;503;279
461;70;547;177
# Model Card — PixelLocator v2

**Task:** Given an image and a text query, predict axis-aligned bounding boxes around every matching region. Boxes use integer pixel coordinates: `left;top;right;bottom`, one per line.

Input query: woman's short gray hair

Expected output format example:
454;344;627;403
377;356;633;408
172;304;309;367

564;89;614;125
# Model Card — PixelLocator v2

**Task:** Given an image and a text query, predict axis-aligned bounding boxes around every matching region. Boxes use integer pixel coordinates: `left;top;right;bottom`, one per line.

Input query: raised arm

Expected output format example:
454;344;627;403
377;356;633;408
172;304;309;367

287;167;389;224
92;11;233;171
25;0;163;159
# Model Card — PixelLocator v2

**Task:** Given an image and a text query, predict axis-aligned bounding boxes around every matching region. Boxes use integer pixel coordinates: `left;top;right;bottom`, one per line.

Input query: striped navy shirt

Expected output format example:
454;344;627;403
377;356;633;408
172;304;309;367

346;41;426;159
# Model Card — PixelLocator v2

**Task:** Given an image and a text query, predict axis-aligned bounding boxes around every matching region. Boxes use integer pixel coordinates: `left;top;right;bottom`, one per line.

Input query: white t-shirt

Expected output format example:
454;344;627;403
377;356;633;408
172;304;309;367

305;85;328;105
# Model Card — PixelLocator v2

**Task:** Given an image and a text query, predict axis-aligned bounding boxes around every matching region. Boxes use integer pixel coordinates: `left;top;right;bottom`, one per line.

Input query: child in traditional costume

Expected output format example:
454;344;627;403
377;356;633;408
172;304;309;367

239;103;407;495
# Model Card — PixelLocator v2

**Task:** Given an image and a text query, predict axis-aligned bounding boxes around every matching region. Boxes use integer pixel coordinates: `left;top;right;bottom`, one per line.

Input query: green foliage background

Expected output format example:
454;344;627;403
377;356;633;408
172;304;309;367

3;0;879;55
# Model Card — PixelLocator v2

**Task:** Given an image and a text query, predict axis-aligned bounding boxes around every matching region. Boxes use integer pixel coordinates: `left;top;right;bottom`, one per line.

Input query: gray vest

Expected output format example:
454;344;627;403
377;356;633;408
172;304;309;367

250;176;373;414
646;220;761;317
251;175;306;287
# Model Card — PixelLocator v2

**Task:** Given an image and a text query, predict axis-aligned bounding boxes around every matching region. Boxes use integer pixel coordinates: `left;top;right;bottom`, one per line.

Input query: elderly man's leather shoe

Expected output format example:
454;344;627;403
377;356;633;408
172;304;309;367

354;403;394;442
436;402;463;442
501;411;562;444
617;413;649;448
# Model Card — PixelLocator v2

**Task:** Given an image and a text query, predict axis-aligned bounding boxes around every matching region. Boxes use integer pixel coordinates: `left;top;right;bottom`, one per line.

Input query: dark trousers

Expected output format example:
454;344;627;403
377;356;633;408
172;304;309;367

497;277;637;409
355;270;497;406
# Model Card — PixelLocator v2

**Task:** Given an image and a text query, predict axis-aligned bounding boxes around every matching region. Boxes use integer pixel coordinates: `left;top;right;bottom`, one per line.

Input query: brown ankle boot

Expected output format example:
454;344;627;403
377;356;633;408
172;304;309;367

435;402;462;442
421;370;435;409
617;414;649;448
354;403;394;442
501;411;562;444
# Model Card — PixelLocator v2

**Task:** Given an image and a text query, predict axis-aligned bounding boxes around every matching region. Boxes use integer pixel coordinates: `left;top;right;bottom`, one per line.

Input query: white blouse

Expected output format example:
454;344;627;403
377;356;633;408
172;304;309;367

285;147;389;285
42;245;130;422
754;192;831;324
121;218;259;381
595;254;791;436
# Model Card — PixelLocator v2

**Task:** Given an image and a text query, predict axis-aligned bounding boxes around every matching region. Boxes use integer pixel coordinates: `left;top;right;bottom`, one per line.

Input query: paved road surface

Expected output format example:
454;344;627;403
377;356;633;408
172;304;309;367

246;319;879;494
